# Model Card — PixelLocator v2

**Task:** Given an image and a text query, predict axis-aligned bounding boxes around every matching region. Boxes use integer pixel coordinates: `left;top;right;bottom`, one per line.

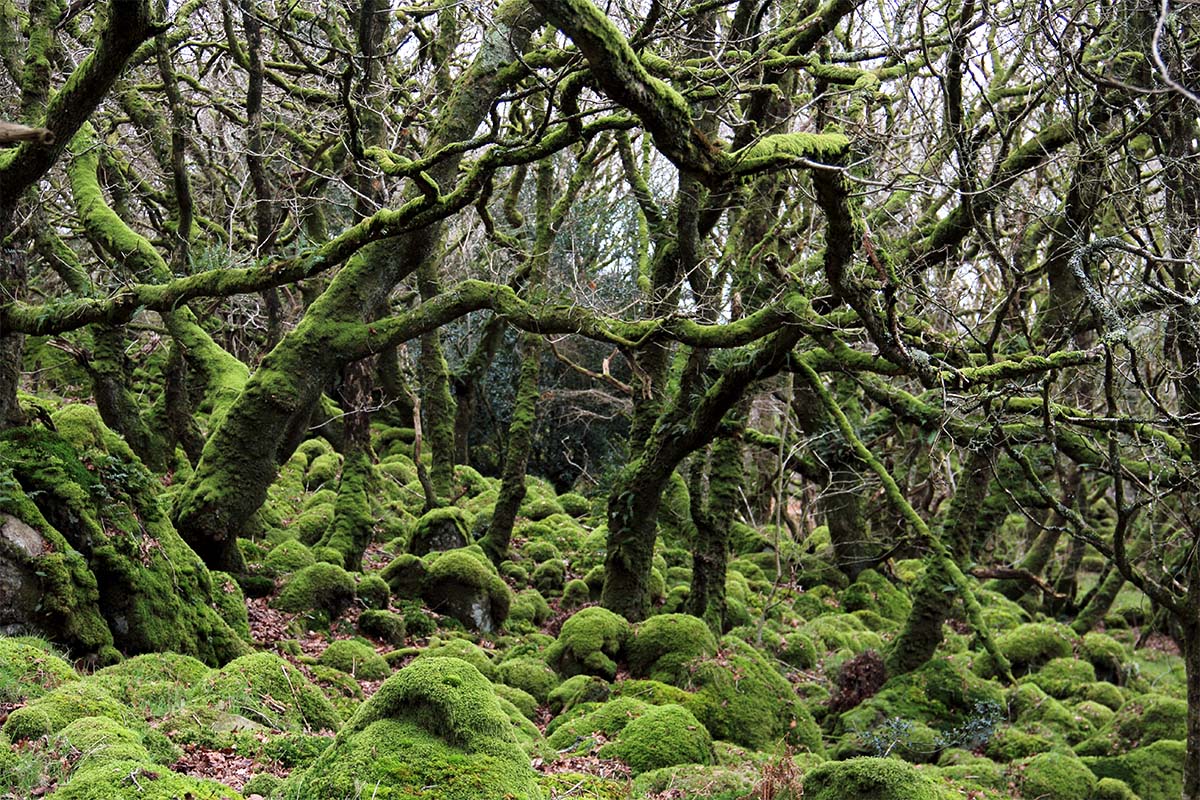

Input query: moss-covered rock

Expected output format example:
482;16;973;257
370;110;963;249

1022;657;1096;699
840;569;912;624
279;657;542;799
802;613;884;655
308;664;366;719
53;716;152;772
3;680;133;740
409;507;470;556
1092;777;1140;800
262;539;316;576
627;614;717;685
319;639;391;680
546;696;649;752
271;562;356;617
496;656;559;704
597;703;713;775
421;548;511;633
632;763;756;800
1077;681;1125;712
801;757;952;800
52;759;243;799
358;609;407;645
779;631;818;670
1018;751;1097;800
532;559;566;595
992;621;1078;675
416;638;496;680
91;652;211;717
557;493;591;518
544;607;631;679
548;674;611;714
287;504;334;546
494;683;539;720
356;574;391;610
1082;739;1184;800
0;636;77;703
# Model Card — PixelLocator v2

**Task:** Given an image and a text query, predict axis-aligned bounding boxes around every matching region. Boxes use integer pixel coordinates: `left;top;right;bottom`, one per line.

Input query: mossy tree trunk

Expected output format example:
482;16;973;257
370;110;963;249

686;430;743;632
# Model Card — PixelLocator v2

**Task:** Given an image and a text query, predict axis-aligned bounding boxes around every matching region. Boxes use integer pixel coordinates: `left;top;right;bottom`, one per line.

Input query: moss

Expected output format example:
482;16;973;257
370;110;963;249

312;545;345;566
494;683;539;720
417;638;496;680
359;609;407;645
685;636;823;754
409;507;471;556
597;703;713;775
319;639;391;680
357;574;391;610
398;599;438;639
3;680;133;741
1082;739;1184;800
779;631;818;669
242;773;282;797
305;451;341;489
1018;751;1096;800
1021;657;1096;699
611;679;692;707
557;493;591;518
422;548;512;632
509;589;552;628
840;569;912;623
91;652;211;717
307;664;366;719
262;539;316;576
983;726;1056;762
280;657;542;800
0;637;77;703
548;675;611;714
210;571;251;642
162;652;341;746
540;771;629;799
271;562;356;616
50;759;244;800
1007;683;1085;743
627;614;718;685
1071;699;1115;731
381;553;428;598
53;716;152;772
287;504;334;546
522;540;561;563
1077;681;1125;711
546;696;649;752
1092;777;1140;800
532;559;566;595
519;489;563;521
559;579;588;610
992;621;1077;675
544;607;631;679
801;757;952;800
497;656;559;703
632;763;754;800
1109;694;1186;749
1080;632;1128;684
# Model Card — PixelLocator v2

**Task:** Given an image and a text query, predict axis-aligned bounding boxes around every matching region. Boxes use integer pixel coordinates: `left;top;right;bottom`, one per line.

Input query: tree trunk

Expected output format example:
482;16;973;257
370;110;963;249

1185;625;1200;800
686;432;742;632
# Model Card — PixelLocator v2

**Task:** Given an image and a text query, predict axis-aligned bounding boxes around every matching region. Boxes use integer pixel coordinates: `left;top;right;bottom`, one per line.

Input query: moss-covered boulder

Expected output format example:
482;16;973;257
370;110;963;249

356;574;391;610
52;716;153;772
1078;693;1187;754
0;636;77;703
1018;751;1097;800
271;562;356;617
421;548;511;633
801;757;952;800
358;609;407;645
262;539;316;576
627;614;718;685
1021;657;1096;699
279;657;542;799
319;639;391;680
409;507;470;556
509;589;552;629
547;674;611;714
992;621;1078;675
546;696;649;752
0;415;248;665
416;637;497;680
597;704;713;775
840;569;912;624
544;607;631;679
381;552;427;598
91;652;211;716
50;759;243;799
632;763;756;800
3;680;133;740
1082;739;1184;800
496;656;559;704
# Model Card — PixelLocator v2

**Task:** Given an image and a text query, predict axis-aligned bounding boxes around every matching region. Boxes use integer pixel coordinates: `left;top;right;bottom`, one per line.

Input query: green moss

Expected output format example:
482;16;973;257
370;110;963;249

50;759;243;799
287;504;334;546
546;696;649;751
497;656;559;703
1080;632;1128;684
1082;739;1184;800
802;614;884;655
417;638;496;680
1077;681;1125;711
532;559;566;595
1007;683;1085;743
242;773;282;797
522;540;561;563
632;763;754;800
319;639;391;680
801;757;952;800
627;614;717;685
53;716;152;772
3;681;133;741
982;726;1056;762
359;609;407;645
381;553;428;598
210;571;251;642
557;493;591;518
1071;699;1115;732
558;579;587;610
548;675;611;714
305;451;341;489
162;652;341;745
307;664;366;719
993;622;1078;675
422;548;512;632
262;539;316;576
494;683;539;720
0;637;77;703
1021;657;1096;699
840;569;912;623
92;652;211;717
357;574;391;610
1018;751;1096;800
1092;777;1140;800
597;704;713;775
544;607;631;679
409;507;471;555
280;657;542;800
779;632;818;669
611;679;691;707
509;589;552;628
271;562;356;616
540;771;629;799
1110;694;1186;749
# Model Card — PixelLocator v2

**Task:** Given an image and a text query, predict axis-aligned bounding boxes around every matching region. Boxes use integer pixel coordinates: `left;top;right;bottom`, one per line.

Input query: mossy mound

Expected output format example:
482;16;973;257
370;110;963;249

358;609;407;645
381;553;427;599
91;652;211;716
307;664;366;720
262;539;316;576
627;614;718;685
509;589;552;629
1082;739;1184;800
496;656;559;704
597;703;713;775
48;758;243;799
544;607;631;679
53;716;153;772
1096;693;1186;752
632;763;756;800
546;696;649;752
416;637;496;680
279;657;542;800
0;636;77;703
1080;632;1129;684
0;416;247;666
684;636;823;753
162;652;341;746
612;678;692;707
356;574;391;610
801;757;952;800
271;562;356;617
548;674;611;714
1018;751;1097;800
801;613;884;655
840;569;912;623
409;507;471;556
3;680;133;741
318;639;391;680
992;621;1078;675
421;548;512;633
1020;657;1096;699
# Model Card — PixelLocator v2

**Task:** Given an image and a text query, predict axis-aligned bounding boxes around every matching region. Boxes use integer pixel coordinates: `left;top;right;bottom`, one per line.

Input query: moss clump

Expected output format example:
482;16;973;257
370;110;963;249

1081;632;1129;684
801;757;952;800
242;773;282;797
627;614;717;685
422;548;512;633
548;675;611;714
509;589;552;628
597;704;713;775
779;632;818;670
53;716;152;771
494;683;539;720
983;726;1056;762
1092;777;1140;800
358;609;407;645
802;614;884;655
280;657;542;800
1022;657;1096;699
381;553;427;598
163;652;341;745
417;638;496;680
409;507;470;556
993;622;1077;675
544;607;631;679
319;639;391;680
1110;694;1186;748
685;636;823;754
497;656;559;704
3;680;134;741
840;569;912;623
271;562;356;617
522;540;561;563
546;696;649;752
357;574;391;610
288;504;334;546
305;451;341;489
1019;751;1096;800
262;539;316;576
1077;681;1125;711
92;652;211;716
612;679;692;707
308;664;366;719
49;759;243;799
0;637;77;703
1082;739;1184;800
633;763;755;800
532;559;566;595
557;493;591;518
561;579;590;610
